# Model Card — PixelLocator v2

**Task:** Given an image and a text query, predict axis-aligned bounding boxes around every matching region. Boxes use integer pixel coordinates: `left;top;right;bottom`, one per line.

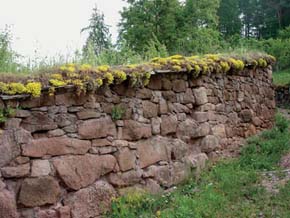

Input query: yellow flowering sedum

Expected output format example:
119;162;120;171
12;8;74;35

49;79;67;87
0;53;275;98
104;72;114;85
25;82;42;97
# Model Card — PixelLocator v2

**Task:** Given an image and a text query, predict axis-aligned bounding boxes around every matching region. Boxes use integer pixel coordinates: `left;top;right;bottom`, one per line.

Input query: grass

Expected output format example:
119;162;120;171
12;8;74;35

273;69;290;86
107;114;290;218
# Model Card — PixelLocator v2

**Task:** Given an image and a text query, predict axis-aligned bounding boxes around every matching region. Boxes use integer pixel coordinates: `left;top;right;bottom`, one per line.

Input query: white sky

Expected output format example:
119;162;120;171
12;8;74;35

0;0;127;60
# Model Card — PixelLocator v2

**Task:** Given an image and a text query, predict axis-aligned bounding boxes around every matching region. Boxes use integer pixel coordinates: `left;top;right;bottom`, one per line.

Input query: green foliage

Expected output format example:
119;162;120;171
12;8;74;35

107;115;290;218
82;5;112;57
176;28;222;55
0;27;22;73
273;69;290;86
119;0;181;53
183;0;220;28
218;0;241;37
0;106;15;123
239;113;289;170
111;105;125;121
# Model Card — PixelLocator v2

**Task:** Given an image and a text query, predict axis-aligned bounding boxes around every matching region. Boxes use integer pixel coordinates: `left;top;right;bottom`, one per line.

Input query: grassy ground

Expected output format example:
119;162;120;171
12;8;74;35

273;69;290;86
107;114;290;218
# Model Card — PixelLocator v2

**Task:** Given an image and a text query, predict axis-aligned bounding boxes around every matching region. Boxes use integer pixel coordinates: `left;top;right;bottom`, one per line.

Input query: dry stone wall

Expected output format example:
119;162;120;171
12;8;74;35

0;65;275;218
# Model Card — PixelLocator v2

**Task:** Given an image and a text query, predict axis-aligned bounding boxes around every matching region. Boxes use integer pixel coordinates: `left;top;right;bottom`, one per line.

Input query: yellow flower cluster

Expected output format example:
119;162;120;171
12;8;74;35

0;82;42;97
0;53;275;98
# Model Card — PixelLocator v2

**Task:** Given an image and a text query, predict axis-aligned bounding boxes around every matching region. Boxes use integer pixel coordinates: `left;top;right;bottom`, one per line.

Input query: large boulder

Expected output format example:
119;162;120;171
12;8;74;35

78;117;116;139
22;136;91;157
1;163;30;178
64;180;117;218
136;136;169;168
0;130;21;167
193;87;208;105
18;176;61;207
52;154;117;190
160;115;178;136
0;189;19;218
21;112;57;133
122;120;152;141
142;101;158;118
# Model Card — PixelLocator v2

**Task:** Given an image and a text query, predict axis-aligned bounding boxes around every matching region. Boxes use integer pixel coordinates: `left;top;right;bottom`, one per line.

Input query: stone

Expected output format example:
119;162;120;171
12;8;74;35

54;114;77;127
193;87;208;105
172;80;187;92
161;115;178;135
148;76;162;90
113;140;129;147
78;117;117;139
64;180;117;218
193;112;210;123
108;170;142;187
181;88;195;104
68;106;83;113
58;206;71;218
142;101;158;118
151;117;161;135
31;160;51;177
14;129;32;145
245;124;257;137
62;125;77;133
144;179;163;194
200;135;219;153
161;78;172;90
240;109;253;122
35;209;58;218
22;136;91;157
14;156;30;164
122;120;152;141
92;138;112;147
192;123;211;138
77;109;101;120
0;130;21;167
136;89;152;99
186;153;208;174
4;118;21;129
198;103;216;111
212;124;226;138
55;93;87;106
177;119;198;140
0;189;19;218
52;154;117;190
18;176;61;207
162;91;177;102
1;163;30;178
47;129;65;137
172;162;190;185
136;136;169;168
116;120;124;127
159;99;168;114
146;165;172;187
115;147;136;171
89;146;117;155
21;112;57;133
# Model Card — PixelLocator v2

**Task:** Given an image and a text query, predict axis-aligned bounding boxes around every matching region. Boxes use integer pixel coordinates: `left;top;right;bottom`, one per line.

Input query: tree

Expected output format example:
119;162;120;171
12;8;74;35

118;0;181;53
183;0;220;28
218;0;242;37
0;27;20;73
82;5;112;56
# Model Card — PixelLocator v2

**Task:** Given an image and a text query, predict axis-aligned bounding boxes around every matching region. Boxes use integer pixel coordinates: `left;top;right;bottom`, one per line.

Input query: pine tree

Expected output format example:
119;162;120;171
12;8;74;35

82;5;112;56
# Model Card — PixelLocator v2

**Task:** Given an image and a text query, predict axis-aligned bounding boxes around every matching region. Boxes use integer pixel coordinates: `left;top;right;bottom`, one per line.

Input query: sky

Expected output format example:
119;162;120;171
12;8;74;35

0;0;127;60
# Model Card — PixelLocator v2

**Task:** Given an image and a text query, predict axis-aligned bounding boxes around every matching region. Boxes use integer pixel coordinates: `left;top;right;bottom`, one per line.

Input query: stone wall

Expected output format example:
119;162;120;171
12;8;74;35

0;66;275;218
